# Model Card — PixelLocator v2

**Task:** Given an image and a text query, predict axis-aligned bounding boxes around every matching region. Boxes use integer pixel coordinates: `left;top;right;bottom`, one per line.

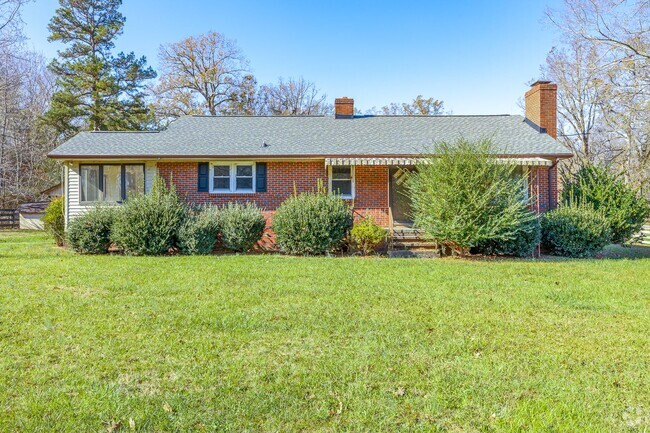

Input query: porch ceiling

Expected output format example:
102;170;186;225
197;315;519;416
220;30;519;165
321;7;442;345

324;157;554;166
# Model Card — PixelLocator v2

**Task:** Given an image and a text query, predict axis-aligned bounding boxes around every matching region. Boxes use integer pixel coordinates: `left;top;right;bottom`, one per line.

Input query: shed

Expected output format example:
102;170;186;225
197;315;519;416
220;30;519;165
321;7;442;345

18;201;50;230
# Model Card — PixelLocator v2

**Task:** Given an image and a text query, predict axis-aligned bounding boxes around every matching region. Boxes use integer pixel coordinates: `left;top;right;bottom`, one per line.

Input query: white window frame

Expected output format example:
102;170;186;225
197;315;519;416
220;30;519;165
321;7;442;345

328;165;355;199
209;161;256;194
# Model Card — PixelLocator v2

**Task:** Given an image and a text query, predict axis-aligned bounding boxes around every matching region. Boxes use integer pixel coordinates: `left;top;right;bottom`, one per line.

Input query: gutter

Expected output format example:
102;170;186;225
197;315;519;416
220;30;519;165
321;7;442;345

47;152;576;160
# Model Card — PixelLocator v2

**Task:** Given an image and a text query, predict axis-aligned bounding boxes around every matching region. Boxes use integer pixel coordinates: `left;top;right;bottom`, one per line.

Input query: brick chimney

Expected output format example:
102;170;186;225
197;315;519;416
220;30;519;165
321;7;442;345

334;97;354;119
524;81;557;139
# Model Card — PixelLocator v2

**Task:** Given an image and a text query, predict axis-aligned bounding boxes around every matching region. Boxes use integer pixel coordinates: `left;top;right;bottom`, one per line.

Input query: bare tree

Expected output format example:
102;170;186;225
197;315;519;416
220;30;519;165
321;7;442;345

0;0;29;49
381;95;444;115
543;40;606;162
152;31;249;119
546;0;650;191
257;77;331;115
219;74;258;116
0;48;58;207
547;0;650;62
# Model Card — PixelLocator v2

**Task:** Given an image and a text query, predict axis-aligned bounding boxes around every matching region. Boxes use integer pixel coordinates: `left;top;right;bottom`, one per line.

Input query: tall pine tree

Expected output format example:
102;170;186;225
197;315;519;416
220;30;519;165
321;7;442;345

44;0;156;138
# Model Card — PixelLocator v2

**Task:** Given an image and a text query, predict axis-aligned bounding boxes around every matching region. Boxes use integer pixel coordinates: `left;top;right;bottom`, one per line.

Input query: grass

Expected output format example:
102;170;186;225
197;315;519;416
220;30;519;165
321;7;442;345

1;231;649;432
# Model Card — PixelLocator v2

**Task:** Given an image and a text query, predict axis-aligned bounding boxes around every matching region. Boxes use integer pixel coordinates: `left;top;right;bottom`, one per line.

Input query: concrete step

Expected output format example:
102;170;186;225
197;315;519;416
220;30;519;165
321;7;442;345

389;249;441;258
393;241;439;249
392;234;426;241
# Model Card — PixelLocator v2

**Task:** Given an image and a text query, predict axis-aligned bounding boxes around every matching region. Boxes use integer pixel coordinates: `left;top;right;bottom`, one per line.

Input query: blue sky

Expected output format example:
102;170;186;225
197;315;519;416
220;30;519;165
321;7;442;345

21;0;564;115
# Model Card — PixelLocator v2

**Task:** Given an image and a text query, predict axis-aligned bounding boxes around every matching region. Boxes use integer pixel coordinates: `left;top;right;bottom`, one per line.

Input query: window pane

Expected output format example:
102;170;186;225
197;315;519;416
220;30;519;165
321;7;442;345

102;165;121;202
214;177;230;190
80;165;100;202
214;165;229;177
332;166;352;180
125;165;145;198
236;177;253;190
332;180;352;196
236;165;252;176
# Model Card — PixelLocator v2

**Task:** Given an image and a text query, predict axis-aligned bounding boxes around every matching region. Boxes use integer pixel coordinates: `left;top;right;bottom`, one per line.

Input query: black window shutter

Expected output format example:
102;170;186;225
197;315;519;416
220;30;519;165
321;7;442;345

255;162;267;192
197;162;209;192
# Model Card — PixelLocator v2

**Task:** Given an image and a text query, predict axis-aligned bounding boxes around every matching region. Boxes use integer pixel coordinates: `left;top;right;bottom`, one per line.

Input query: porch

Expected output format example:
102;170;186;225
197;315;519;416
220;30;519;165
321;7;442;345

327;157;558;257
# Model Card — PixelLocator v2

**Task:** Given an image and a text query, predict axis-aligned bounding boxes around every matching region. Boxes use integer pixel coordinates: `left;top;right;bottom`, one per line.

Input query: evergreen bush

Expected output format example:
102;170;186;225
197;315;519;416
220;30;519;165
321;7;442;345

350;216;386;255
541;203;611;258
111;176;187;255
273;185;353;255
66;205;118;254
408;138;537;256
217;203;266;252
43;196;65;246
177;206;220;255
561;164;650;243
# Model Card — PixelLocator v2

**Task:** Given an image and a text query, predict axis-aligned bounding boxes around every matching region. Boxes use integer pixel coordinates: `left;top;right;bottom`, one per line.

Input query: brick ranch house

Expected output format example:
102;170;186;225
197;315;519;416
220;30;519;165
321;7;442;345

48;81;571;247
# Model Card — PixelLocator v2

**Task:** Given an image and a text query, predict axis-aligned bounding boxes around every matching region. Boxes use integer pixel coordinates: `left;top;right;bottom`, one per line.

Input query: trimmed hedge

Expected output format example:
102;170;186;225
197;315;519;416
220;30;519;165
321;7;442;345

177;206;220;255
217;203;266;253
273;189;353;255
541;203;611;258
66;206;118;254
111;177;187;255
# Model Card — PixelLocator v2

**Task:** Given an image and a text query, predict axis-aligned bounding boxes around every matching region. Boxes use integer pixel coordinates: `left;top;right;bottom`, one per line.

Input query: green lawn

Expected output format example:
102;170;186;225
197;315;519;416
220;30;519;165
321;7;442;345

1;231;649;432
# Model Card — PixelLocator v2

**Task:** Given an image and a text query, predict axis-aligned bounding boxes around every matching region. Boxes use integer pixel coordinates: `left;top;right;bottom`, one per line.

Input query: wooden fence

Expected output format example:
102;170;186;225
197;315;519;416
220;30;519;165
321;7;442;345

0;209;19;230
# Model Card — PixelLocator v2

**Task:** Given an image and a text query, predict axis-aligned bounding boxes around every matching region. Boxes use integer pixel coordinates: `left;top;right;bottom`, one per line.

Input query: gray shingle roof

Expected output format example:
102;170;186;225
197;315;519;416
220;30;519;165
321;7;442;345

48;114;571;159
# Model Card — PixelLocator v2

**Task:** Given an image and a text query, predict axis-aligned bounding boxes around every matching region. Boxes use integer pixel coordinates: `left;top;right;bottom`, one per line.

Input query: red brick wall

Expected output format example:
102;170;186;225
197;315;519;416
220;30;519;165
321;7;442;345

157;161;556;247
352;165;389;226
529;165;558;213
525;82;558;139
158;161;326;209
157;161;391;246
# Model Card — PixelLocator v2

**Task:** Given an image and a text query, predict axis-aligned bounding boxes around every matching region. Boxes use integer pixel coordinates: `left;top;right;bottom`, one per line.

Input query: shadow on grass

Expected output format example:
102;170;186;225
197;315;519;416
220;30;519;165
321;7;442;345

467;244;650;262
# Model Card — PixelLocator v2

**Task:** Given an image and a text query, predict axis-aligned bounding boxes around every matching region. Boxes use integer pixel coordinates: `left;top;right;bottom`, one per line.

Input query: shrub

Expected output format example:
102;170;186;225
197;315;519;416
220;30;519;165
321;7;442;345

66;206;118;254
475;213;541;257
273;186;353;255
177;206;220;255
217;203;266;252
408;138;537;256
350;216;386;255
561;164;650;244
541;203;611;258
43;196;65;246
111;176;187;255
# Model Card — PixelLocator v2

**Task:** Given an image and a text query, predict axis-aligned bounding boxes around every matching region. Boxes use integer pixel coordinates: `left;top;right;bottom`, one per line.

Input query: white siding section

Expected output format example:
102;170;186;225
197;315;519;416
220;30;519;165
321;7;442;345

145;161;156;192
67;162;81;225
64;160;158;226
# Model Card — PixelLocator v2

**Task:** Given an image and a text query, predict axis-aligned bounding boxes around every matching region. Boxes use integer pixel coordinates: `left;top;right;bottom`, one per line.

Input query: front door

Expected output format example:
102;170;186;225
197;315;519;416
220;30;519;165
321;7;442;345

389;166;414;224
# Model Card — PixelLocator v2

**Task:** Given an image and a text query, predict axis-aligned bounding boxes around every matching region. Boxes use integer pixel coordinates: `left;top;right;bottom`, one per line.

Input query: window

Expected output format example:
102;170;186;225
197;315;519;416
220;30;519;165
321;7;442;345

79;164;145;203
210;162;255;193
329;165;354;199
236;165;253;190
213;165;231;191
102;165;121;202
80;165;100;202
513;166;529;201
